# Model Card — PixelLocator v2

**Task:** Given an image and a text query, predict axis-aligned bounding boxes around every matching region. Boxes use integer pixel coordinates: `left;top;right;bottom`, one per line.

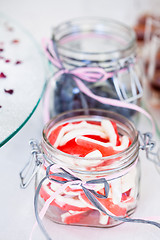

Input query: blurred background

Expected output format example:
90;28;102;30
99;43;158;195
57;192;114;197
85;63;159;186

0;0;160;240
1;0;160;42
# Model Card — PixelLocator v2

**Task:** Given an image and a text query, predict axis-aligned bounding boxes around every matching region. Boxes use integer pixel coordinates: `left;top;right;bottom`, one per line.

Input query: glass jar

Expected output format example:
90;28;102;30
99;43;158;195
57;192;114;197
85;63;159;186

44;17;142;121
36;109;140;228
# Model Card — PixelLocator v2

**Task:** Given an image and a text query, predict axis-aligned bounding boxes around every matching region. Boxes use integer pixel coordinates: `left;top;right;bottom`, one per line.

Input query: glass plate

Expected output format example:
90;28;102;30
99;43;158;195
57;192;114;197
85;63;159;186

0;14;46;147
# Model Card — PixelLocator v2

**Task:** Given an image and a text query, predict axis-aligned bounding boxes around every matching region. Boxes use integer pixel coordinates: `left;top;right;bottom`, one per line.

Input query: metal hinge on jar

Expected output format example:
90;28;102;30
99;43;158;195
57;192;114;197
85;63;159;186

139;132;160;166
20;139;44;188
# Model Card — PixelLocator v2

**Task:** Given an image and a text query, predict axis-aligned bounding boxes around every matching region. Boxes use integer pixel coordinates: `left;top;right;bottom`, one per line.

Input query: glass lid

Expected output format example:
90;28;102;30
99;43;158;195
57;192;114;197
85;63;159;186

0;14;46;147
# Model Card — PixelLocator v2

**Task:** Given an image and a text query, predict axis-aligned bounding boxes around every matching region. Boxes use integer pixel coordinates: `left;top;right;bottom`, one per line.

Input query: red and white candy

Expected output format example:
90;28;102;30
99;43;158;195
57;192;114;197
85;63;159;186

39;119;136;225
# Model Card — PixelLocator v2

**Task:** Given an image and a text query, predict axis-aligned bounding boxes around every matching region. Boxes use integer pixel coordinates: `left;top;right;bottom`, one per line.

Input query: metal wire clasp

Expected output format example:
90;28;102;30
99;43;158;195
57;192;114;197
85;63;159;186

113;57;143;103
20;139;44;188
139;132;160;166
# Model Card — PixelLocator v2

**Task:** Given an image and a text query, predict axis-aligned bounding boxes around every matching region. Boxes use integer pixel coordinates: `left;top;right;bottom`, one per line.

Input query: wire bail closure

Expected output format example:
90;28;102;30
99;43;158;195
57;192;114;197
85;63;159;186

21;132;160;239
19;139;43;189
139;132;160;166
112;57;143;103
20;132;160;190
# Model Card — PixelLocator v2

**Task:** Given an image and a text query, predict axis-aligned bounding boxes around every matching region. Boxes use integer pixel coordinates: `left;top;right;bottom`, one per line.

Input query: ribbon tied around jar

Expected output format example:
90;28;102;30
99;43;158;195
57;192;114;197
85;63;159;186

42;39;155;132
19;138;160;240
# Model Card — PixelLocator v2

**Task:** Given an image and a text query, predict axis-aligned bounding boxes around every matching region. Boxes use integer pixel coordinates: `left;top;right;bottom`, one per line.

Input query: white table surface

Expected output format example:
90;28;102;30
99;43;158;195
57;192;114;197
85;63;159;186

1;0;160;239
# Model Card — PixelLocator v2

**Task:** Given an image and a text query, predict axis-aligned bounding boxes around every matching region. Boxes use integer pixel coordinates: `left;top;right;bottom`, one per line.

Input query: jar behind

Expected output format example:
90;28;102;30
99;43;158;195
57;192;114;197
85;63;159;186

45;17;142;121
36;109;140;227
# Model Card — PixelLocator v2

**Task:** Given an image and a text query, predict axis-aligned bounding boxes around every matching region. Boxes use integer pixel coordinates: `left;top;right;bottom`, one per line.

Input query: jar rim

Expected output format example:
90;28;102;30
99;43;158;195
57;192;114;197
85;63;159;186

52;17;136;59
41;109;139;172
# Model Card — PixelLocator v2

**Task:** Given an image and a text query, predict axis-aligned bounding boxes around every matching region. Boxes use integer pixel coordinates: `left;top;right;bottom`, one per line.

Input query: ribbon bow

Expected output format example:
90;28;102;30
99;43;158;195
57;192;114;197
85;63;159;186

46;164;110;199
33;163;160;240
42;39;155;133
44;38;111;82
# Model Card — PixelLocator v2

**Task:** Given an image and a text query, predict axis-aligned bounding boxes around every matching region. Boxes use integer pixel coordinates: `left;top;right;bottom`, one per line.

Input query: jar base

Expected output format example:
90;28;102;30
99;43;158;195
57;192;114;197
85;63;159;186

38;198;137;228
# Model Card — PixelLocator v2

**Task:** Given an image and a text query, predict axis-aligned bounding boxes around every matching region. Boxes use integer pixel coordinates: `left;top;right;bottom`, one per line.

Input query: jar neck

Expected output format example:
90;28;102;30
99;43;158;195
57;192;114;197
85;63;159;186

41;138;139;178
41;109;139;176
52;17;137;70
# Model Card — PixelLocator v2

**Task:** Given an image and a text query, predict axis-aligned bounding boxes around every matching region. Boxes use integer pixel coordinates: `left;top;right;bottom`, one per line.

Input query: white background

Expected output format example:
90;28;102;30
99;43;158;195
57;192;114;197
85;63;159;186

0;0;160;240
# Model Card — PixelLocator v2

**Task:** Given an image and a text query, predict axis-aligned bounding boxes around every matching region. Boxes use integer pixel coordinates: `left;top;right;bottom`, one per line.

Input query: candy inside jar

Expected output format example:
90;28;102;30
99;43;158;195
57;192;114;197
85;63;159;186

36;109;140;227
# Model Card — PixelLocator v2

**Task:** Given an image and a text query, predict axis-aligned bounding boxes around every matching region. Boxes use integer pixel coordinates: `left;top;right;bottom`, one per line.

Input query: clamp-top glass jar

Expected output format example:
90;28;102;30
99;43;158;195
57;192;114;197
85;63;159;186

36;109;140;228
44;17;143;121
